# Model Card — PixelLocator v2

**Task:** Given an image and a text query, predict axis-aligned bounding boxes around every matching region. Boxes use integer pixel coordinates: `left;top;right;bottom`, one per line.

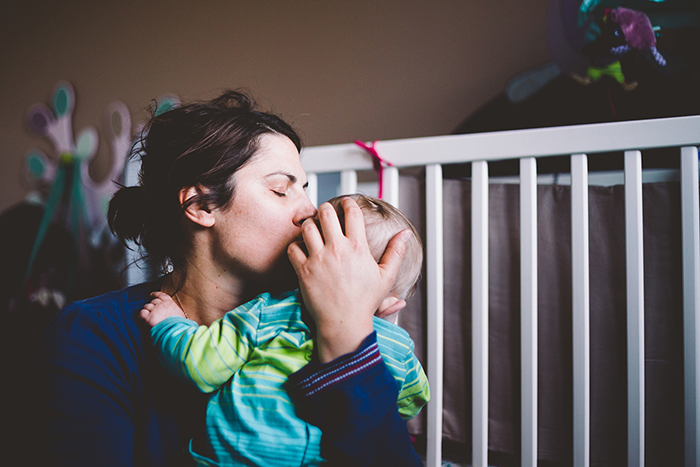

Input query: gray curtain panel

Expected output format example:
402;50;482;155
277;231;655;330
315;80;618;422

398;171;684;466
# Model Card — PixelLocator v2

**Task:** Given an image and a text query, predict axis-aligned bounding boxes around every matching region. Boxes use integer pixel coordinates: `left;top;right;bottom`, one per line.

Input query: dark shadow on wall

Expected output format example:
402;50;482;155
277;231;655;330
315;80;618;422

448;26;700;178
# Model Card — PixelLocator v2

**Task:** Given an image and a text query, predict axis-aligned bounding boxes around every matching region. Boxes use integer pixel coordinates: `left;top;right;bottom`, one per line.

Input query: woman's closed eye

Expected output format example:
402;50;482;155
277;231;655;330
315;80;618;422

272;190;287;197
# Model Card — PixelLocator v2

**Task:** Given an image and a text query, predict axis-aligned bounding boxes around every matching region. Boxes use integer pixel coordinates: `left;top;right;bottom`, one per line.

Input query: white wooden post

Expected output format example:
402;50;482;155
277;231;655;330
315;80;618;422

520;157;538;467
306;172;318;208
425;164;444;467
681;146;700;467
571;154;591;467
472;160;489;467
340;170;357;195
624;150;645;467
383;166;400;207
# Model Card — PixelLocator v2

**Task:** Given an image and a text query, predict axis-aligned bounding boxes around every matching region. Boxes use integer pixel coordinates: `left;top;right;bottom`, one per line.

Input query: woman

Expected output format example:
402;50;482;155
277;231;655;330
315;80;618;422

33;90;422;466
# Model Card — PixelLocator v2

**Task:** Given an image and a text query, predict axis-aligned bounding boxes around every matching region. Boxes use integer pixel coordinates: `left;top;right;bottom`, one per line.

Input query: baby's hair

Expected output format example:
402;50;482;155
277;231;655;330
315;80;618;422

326;194;423;300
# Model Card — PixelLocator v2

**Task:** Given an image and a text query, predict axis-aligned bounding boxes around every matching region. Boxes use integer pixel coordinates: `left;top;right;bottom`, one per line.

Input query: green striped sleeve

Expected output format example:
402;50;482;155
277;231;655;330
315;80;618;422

151;298;262;393
373;317;431;420
396;352;430;420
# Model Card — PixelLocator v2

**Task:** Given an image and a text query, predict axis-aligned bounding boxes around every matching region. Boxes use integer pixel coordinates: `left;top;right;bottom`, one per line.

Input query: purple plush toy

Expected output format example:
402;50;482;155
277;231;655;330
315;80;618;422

575;7;666;90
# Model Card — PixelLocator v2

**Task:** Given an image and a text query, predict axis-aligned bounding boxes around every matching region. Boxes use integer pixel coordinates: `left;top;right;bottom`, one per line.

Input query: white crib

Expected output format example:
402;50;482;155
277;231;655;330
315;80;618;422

300;115;700;467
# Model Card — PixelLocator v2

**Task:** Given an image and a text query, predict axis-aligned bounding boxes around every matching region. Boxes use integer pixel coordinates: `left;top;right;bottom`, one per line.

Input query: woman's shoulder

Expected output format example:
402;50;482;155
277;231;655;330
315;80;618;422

44;280;162;340
68;280;158;315
34;280;166;397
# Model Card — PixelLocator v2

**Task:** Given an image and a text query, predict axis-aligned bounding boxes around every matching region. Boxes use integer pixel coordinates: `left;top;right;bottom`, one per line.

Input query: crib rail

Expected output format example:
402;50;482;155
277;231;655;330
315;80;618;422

300;115;700;467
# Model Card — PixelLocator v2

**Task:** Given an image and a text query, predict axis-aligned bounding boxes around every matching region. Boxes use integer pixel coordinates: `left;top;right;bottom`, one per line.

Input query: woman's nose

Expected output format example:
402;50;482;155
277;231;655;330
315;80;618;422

293;195;318;227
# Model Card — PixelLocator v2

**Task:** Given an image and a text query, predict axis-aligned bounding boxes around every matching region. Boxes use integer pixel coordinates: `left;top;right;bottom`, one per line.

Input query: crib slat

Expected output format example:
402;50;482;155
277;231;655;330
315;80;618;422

306;172;318;207
681;146;700;467
571;154;591;467
426;164;444;467
384;166;402;325
340;169;357;195
520;157;538;467
383;166;400;208
472;160;489;467
624;150;645;467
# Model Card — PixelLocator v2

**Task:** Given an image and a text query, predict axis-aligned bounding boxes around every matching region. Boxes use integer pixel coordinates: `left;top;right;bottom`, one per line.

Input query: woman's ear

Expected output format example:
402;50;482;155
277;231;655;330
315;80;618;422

179;186;215;228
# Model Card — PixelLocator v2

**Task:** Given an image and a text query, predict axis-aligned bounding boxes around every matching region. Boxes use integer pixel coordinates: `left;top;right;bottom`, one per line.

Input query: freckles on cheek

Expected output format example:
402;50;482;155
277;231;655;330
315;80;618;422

240;231;284;270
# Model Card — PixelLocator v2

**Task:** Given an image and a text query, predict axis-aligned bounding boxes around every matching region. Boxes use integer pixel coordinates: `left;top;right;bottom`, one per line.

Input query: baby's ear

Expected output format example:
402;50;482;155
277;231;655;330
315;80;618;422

376;295;406;319
180;186;215;228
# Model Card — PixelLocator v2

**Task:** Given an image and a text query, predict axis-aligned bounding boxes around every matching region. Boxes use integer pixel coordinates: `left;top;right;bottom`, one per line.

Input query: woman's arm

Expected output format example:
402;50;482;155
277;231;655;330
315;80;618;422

34;286;207;467
287;198;421;466
288;332;423;466
34;302;140;466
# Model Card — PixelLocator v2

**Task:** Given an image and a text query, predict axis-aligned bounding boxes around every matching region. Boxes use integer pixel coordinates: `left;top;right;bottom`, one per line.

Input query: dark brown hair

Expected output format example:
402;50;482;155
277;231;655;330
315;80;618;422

108;90;301;274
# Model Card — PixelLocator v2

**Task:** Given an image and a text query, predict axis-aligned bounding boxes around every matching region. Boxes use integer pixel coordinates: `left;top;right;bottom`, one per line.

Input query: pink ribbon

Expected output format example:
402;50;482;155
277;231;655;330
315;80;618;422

354;140;393;199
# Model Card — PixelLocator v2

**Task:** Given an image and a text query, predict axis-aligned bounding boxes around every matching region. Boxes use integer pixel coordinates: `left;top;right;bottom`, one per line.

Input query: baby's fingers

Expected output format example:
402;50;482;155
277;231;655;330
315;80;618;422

150;291;173;302
139;305;156;325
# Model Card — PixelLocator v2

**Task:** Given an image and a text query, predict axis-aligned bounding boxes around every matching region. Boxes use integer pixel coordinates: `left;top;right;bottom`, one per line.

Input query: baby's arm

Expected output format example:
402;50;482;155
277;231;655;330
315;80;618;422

396;351;430;420
375;321;431;420
144;295;262;393
139;291;185;327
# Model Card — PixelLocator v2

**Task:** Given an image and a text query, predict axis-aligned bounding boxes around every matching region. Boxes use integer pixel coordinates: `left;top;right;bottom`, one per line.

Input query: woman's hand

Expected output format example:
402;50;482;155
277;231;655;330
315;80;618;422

287;197;411;363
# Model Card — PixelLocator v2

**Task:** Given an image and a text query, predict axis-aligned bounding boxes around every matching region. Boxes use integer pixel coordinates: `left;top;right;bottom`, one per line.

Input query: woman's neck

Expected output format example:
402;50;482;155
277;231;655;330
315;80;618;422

162;265;260;326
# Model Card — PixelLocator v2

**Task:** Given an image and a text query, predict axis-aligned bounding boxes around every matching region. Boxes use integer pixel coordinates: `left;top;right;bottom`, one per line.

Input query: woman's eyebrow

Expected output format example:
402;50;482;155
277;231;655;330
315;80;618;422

265;172;309;188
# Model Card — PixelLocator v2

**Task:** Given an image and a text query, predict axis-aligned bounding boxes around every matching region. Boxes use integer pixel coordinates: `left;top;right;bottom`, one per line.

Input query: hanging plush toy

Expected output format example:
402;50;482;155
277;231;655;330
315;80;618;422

574;7;666;90
24;81;134;246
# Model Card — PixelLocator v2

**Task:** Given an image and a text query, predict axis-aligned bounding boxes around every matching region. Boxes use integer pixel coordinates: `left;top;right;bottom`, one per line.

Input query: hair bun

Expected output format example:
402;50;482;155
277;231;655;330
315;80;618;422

108;185;147;245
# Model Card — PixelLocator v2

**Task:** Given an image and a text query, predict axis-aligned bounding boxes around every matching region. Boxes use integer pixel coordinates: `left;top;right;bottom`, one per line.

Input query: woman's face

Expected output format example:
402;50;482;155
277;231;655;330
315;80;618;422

211;133;317;285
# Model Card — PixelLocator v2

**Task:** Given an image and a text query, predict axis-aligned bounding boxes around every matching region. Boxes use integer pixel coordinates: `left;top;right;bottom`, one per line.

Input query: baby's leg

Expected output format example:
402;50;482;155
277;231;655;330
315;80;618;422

139;291;186;327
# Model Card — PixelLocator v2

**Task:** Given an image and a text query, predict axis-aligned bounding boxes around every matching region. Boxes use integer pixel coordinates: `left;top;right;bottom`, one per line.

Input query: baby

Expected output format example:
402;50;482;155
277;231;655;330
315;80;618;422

141;194;429;466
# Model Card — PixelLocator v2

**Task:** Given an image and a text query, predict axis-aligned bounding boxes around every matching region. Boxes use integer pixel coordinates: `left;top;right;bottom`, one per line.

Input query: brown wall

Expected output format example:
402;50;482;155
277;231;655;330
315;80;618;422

0;0;551;213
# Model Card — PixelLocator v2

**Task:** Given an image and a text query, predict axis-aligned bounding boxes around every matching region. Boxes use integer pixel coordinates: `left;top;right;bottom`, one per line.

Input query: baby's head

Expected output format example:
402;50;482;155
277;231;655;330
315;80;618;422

326;194;423;304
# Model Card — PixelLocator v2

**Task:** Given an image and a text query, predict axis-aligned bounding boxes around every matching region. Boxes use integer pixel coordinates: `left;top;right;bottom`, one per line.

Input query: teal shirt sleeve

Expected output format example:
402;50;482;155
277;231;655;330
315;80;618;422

150;298;263;393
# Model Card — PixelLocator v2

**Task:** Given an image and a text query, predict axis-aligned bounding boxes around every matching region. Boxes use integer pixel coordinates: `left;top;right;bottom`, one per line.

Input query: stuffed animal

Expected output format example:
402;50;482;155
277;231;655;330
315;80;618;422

574;7;666;90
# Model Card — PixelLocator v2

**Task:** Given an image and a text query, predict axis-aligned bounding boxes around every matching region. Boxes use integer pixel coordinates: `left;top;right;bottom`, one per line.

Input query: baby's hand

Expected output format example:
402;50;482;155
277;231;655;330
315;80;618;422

139;291;186;328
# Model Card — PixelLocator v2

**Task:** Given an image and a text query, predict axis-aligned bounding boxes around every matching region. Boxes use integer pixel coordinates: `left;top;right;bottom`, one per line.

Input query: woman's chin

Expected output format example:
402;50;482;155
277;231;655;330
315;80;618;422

259;259;299;294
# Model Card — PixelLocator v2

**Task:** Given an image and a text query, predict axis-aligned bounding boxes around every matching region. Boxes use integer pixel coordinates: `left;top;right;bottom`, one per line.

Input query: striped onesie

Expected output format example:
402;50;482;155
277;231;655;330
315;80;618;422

151;290;430;466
